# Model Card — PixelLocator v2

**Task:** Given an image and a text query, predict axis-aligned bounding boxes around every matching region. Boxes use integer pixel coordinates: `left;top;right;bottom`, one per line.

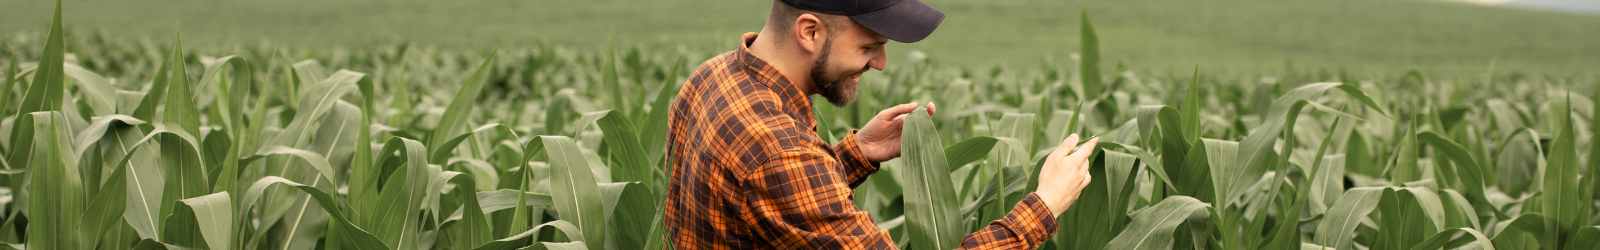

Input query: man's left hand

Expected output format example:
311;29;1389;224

856;102;937;162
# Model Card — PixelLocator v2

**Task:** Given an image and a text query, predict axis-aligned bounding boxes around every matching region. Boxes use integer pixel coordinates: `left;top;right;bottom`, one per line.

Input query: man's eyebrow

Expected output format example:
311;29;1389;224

866;40;887;47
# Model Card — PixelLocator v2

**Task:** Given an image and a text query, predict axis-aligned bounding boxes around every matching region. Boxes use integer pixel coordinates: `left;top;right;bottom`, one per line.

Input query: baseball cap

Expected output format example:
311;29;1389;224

778;0;946;43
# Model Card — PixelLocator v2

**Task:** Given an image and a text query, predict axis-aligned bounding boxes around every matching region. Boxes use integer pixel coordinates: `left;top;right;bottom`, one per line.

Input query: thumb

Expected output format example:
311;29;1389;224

878;102;922;121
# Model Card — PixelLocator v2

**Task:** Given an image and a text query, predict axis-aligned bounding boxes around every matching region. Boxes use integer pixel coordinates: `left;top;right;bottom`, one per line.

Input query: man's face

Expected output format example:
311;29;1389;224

809;19;888;106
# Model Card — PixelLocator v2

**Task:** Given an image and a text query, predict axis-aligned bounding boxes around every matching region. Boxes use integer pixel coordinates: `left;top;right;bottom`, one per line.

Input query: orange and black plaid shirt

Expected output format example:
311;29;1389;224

665;33;1059;249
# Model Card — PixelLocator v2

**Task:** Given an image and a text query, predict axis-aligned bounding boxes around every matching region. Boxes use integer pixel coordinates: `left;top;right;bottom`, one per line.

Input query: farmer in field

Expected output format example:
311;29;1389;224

665;0;1099;248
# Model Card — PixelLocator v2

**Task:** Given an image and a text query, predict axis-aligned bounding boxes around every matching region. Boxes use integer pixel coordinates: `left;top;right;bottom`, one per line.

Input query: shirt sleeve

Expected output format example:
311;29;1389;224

740;118;1060;249
832;130;880;188
959;193;1060;249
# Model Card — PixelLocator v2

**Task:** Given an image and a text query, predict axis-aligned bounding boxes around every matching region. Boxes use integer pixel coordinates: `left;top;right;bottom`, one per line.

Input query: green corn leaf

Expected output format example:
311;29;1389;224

599;107;663;250
1436;189;1481;230
24;112;87;248
149;125;211;240
96;120;166;241
1496;213;1552;249
945;136;998;170
431;123;518;166
475;220;585;250
198;55;252;194
240;146;339;185
2;58;17;112
899;105;962;250
5;0;66;186
1313;187;1383;249
158;37;202;137
508;139;545;236
1564;226;1600;249
1417;132;1493;215
641;81;678;165
162;192;233;249
428;54;498;162
77;116;145;246
369;137;431;249
14;0;65;115
469;189;553;215
1374;187;1446;250
349;74;378;221
1543;95;1581;230
1078;11;1102;100
1586;87;1600;233
1388;119;1422;183
597;110;652;186
1102;150;1140;215
1303;116;1345;215
262;70;363;151
436;170;493;249
1055;147;1137;250
130;53;170;122
1408;227;1493;250
1224;82;1382;206
241;176;388;250
611;181;661;249
1106;196;1211;250
61;63;118;116
542;136;607;250
540;241;589;250
1179;67;1203;143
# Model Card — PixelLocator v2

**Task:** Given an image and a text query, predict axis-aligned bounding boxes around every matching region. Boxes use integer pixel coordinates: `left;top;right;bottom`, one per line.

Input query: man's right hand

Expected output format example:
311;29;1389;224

1034;134;1099;216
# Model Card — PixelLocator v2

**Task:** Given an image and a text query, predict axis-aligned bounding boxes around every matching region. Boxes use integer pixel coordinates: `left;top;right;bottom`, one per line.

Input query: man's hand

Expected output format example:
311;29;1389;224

856;102;937;162
1035;134;1098;216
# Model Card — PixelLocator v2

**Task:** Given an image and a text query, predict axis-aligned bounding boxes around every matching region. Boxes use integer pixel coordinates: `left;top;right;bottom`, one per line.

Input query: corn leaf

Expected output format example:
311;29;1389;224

899;105;962;250
542;135;607;250
24;112;86;248
162;192;233;249
945;136;997;170
1313;187;1383;249
1543;96;1581;230
369;137;431;249
428;54;498;162
1078;11;1102;100
1106;196;1211;250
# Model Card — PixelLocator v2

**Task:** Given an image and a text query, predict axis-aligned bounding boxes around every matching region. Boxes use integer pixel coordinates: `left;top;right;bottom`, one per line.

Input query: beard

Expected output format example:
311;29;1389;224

808;37;863;106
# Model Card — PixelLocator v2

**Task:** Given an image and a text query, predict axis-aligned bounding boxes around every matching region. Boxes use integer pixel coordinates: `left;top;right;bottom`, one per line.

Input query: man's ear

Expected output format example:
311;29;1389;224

793;13;826;55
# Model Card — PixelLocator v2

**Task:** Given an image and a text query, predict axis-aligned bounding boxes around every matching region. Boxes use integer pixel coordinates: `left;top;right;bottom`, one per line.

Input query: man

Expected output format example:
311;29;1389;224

665;0;1099;248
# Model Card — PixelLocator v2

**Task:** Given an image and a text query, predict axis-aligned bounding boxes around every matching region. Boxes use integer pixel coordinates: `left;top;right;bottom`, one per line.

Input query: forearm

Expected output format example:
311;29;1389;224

957;193;1059;249
833;131;881;187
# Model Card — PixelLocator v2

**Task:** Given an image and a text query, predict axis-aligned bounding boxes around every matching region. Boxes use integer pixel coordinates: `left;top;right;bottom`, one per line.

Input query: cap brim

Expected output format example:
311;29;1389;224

848;0;944;43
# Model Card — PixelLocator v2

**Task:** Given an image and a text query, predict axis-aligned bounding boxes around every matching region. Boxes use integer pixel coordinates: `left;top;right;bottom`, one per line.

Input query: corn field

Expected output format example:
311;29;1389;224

3;2;1598;249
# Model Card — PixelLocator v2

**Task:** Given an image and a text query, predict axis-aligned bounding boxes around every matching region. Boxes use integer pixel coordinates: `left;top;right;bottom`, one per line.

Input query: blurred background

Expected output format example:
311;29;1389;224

2;0;1597;78
1;1;1598;249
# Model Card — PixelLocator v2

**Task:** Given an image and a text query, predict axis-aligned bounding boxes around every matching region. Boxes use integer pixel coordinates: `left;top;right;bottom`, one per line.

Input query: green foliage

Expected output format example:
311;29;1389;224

0;1;1593;249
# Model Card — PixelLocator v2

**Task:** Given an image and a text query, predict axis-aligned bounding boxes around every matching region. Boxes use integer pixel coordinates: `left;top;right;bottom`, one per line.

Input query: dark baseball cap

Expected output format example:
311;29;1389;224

779;0;946;43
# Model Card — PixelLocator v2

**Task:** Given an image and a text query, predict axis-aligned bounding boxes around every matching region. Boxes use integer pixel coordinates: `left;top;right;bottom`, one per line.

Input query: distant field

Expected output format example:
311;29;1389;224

1;0;1597;77
5;0;1600;248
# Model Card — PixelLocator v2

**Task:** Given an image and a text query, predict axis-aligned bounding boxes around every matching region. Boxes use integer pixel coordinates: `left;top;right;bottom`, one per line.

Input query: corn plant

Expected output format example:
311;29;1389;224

2;0;1598;249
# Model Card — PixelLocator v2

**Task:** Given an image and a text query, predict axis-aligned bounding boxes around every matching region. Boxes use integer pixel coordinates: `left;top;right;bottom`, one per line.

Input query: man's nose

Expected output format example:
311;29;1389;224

869;48;887;71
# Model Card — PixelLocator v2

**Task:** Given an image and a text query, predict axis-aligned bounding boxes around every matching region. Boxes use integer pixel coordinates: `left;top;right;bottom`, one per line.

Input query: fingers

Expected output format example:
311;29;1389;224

927;102;937;116
1056;134;1080;158
877;102;922;121
1068;137;1100;172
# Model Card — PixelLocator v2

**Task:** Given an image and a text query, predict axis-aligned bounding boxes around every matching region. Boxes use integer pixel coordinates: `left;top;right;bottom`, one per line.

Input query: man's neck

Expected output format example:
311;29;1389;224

748;30;815;96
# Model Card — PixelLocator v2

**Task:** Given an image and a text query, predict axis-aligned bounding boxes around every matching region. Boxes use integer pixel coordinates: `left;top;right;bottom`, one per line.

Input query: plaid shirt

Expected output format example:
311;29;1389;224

665;33;1058;249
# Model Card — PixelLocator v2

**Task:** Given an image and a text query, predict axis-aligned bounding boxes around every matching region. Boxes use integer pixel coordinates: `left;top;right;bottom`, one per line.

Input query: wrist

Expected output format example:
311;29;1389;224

1036;191;1066;216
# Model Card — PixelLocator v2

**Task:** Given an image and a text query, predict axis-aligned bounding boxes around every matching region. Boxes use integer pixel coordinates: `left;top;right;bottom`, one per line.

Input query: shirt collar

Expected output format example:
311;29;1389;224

735;32;818;131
